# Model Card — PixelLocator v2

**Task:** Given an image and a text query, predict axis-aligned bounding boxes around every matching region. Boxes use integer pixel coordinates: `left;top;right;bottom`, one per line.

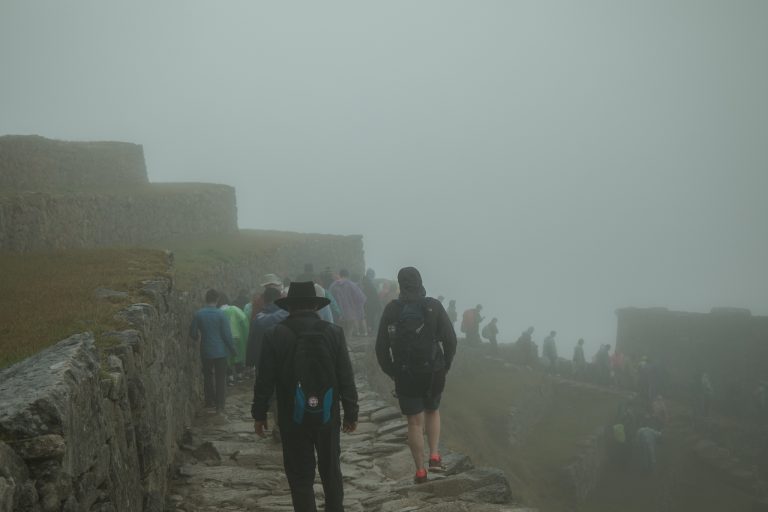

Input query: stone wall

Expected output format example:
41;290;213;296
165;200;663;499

0;185;238;252
0;274;199;512
188;230;366;298
615;307;768;401
0;135;239;252
0;135;148;192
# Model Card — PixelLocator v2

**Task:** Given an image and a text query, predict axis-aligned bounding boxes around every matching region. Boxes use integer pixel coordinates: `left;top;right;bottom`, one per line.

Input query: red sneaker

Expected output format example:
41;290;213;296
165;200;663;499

414;468;428;484
428;454;444;472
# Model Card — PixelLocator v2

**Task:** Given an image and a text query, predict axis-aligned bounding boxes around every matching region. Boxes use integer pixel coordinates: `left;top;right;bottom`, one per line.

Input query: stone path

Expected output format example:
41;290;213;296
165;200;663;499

165;337;535;511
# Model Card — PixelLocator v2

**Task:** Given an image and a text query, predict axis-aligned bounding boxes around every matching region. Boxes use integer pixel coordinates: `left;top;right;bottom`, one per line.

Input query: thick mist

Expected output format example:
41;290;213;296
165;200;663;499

2;1;766;356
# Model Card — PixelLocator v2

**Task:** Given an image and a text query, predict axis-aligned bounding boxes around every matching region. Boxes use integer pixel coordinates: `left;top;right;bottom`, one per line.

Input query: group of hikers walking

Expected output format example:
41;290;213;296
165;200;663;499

189;264;765;512
189;265;456;511
188;264;650;512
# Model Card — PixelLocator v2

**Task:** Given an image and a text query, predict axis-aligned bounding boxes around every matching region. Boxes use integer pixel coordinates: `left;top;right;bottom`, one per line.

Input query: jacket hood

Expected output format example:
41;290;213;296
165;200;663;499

397;266;426;300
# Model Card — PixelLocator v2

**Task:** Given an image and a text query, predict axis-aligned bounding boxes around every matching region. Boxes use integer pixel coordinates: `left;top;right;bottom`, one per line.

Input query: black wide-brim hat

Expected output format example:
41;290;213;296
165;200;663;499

275;281;331;311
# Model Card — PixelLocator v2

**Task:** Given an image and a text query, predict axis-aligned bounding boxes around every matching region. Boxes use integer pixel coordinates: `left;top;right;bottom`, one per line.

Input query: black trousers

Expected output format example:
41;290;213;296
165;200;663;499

202;357;227;410
280;423;344;512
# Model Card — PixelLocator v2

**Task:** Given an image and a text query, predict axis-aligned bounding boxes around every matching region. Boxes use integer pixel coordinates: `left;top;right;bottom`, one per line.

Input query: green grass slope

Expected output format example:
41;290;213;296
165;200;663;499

0;248;168;367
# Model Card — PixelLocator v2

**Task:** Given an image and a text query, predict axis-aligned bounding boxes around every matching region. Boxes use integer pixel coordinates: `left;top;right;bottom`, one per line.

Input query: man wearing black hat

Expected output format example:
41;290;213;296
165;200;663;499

375;267;457;484
252;281;359;512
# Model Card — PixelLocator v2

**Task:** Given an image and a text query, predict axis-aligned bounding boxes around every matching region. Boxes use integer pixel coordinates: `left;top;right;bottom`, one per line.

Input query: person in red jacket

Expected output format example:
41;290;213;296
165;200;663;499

461;304;483;344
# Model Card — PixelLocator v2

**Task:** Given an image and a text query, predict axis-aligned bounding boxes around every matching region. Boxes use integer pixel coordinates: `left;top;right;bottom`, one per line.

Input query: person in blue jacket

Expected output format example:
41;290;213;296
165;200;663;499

189;289;236;414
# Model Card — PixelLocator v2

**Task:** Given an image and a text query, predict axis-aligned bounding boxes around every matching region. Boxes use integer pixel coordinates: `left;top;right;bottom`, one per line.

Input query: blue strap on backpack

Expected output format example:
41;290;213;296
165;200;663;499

286;320;337;426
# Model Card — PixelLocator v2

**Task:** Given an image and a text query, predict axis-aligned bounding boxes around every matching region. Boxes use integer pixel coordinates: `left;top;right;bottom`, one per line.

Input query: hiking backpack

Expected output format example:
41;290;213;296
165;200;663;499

389;299;439;374
285;321;337;426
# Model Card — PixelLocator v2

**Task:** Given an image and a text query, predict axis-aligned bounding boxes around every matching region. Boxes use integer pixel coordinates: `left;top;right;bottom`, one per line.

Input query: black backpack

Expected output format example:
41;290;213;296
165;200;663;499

285;320;337;426
389;298;439;374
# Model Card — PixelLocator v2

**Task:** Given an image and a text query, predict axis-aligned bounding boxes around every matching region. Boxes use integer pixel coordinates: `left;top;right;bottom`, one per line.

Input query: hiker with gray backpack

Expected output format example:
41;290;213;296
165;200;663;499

251;281;359;512
375;267;458;484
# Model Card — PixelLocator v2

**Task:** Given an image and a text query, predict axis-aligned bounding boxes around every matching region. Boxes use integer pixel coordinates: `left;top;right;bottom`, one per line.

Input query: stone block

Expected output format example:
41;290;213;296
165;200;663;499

398;468;512;504
380;498;423;511
357;442;406;456
377;419;408;436
459;482;512;504
441;451;474;476
372;447;412;480
0;477;14;512
116;304;158;336
0;333;98;439
371;406;402;423
0;441;29;481
191;442;221;463
10;434;65;462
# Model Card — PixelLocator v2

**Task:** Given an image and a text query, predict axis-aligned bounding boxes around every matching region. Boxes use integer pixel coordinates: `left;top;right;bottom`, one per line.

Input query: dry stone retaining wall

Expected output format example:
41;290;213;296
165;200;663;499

0;275;200;512
615;307;768;403
0;185;238;252
0;135;238;252
188;232;366;299
0;135;148;192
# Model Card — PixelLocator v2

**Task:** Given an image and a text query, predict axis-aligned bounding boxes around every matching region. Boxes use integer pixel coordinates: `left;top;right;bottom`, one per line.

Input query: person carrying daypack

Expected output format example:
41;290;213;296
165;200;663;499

252;281;359;512
461;305;483;344
376;267;457;484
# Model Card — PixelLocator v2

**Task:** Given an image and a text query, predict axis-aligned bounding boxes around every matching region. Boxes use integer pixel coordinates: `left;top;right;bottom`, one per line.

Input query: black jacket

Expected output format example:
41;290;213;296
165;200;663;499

375;296;457;379
251;311;359;426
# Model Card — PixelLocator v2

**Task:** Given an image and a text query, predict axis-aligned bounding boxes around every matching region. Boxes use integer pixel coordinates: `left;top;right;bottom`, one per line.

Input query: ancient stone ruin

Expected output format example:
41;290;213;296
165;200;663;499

616;306;768;401
0;135;238;252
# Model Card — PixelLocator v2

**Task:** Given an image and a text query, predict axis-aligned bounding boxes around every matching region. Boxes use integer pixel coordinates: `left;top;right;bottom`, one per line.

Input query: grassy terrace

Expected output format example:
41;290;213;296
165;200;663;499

0;229;343;368
0;248;168;368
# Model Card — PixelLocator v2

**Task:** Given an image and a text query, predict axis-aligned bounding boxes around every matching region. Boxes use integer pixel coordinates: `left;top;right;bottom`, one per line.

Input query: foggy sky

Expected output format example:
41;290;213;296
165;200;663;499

2;1;767;356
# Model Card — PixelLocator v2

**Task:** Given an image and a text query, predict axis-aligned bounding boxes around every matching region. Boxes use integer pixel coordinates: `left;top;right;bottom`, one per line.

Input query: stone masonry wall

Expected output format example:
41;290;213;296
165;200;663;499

188;231;366;298
0;185;238;252
615;307;768;402
0;135;239;252
0;135;148;191
0;274;198;512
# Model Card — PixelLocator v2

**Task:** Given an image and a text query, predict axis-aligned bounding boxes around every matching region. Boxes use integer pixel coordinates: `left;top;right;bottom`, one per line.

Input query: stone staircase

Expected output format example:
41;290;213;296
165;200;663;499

165;336;535;511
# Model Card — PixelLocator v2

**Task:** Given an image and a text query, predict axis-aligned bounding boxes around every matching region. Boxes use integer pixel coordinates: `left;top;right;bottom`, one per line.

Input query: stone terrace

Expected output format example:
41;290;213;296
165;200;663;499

165;336;536;512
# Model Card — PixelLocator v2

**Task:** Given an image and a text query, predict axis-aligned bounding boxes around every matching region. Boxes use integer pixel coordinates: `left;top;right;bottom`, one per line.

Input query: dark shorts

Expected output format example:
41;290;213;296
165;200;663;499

398;393;442;416
394;370;446;416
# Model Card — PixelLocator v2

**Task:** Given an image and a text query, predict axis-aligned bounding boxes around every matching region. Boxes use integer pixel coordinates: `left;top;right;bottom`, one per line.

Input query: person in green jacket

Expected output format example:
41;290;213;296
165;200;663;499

218;293;250;384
